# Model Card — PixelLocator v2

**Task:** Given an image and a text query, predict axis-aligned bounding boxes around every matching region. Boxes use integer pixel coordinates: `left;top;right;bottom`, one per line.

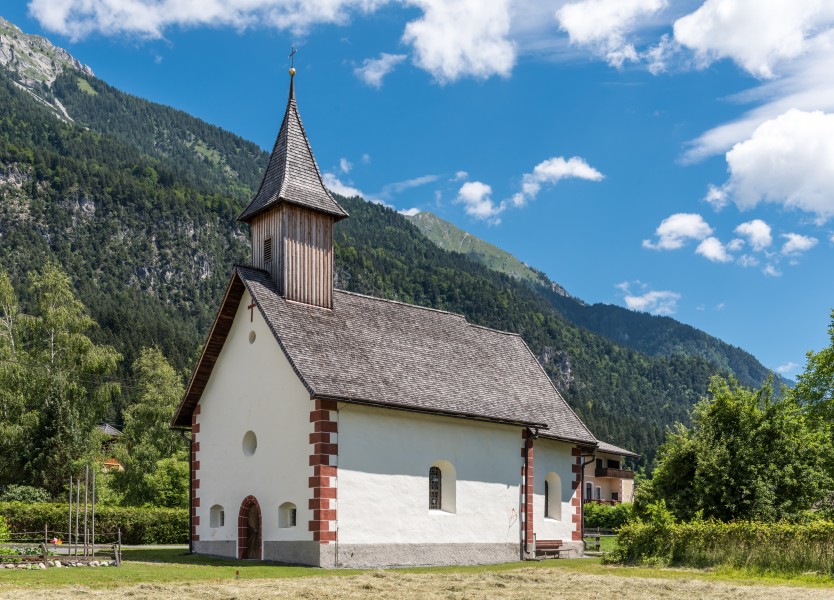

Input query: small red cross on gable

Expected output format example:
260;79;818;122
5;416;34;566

248;300;256;322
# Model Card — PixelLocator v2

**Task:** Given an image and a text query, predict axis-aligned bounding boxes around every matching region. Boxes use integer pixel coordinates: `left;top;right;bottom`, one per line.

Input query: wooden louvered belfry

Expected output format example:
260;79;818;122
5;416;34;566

238;70;348;309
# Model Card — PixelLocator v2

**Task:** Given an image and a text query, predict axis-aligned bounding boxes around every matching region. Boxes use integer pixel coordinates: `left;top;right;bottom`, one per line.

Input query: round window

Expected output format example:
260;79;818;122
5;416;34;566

242;430;257;456
249;330;256;344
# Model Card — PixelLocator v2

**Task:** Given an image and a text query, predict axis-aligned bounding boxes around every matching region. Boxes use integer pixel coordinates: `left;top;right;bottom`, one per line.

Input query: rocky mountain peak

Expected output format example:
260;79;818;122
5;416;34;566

0;16;93;86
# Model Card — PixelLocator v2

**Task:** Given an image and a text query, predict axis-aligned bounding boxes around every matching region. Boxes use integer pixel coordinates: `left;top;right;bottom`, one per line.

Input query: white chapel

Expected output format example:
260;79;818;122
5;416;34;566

171;69;626;568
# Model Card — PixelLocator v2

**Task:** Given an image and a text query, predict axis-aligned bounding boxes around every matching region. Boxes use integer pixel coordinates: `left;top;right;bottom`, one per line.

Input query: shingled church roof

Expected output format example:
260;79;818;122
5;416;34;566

173;266;597;446
238;76;348;222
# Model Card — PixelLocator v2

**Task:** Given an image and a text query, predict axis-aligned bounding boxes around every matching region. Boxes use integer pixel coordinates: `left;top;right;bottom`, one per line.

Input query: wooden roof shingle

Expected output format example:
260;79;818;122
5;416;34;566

173;266;597;446
238;77;348;223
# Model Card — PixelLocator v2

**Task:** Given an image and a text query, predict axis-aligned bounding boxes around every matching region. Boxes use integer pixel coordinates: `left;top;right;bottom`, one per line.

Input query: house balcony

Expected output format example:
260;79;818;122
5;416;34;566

594;467;634;479
583;499;621;506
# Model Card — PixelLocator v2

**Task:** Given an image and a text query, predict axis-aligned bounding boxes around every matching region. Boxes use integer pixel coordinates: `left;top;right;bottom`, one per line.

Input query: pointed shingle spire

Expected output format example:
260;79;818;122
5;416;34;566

239;70;348;223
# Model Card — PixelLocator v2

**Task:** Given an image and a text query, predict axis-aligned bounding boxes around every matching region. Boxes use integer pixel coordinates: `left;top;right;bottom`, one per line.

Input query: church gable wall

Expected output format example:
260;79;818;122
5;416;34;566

192;290;314;557
336;405;523;557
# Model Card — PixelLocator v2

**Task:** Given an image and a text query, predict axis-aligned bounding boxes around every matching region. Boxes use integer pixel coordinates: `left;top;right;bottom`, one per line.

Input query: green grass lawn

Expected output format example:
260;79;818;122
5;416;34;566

0;548;832;591
584;535;617;553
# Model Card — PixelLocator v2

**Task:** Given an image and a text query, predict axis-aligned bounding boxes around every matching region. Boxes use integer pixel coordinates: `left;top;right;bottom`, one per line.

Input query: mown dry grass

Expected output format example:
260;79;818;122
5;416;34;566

3;566;834;599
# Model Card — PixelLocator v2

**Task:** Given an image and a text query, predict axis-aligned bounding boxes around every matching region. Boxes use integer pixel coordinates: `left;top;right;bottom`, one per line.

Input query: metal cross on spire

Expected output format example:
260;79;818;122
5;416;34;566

289;45;297;68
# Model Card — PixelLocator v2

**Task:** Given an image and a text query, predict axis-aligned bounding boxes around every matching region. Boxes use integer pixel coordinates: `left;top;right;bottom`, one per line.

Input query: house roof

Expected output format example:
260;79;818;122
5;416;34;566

172;266;597;446
238;75;348;223
97;423;122;437
596;440;640;459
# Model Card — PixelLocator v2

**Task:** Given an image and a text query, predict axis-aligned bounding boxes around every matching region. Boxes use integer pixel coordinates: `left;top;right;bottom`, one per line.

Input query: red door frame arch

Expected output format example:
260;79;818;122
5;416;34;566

238;495;262;559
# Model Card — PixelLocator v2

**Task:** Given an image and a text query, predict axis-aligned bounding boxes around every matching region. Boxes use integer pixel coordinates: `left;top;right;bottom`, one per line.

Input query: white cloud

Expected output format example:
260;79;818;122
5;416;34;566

453;170;469;181
354;52;406;87
624;290;681;316
28;0;518;83
682;19;834;162
734;219;772;251
763;263;782;277
28;0;392;40
781;232;818;255
726;238;744;252
339;158;353;174
455;156;602;221
556;0;668;68
830;232;834;243
514;156;603;207
775;361;799;375
402;0;516;83
323;172;363;197
643;213;713;250
704;184;728;210
715;110;834;221
673;0;834;79
361;153;371;164
399;207;421;216
695;236;732;262
376;174;439;200
456;181;502;221
737;254;759;268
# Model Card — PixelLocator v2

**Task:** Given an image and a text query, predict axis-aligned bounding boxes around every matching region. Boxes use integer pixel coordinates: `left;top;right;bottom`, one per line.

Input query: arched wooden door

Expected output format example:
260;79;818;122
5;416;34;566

238;495;262;559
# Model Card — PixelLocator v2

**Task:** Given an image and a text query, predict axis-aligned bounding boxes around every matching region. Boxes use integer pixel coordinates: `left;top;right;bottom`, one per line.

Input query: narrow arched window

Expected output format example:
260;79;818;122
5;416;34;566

210;504;225;528
429;466;442;510
545;472;562;520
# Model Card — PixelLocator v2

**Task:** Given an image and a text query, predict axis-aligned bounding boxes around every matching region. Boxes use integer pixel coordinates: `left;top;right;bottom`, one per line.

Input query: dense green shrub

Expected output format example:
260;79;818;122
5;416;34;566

613;505;834;574
0;515;10;543
584;501;634;530
0;485;51;503
0;502;187;544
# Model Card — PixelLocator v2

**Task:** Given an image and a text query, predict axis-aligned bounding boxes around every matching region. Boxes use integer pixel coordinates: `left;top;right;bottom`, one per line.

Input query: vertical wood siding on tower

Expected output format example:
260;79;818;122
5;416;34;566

250;204;334;308
251;207;282;288
282;204;333;309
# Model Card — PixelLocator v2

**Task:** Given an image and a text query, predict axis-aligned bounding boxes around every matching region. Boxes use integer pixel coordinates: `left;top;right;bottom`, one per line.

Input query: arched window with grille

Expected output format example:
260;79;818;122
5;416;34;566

428;461;456;513
429;466;442;510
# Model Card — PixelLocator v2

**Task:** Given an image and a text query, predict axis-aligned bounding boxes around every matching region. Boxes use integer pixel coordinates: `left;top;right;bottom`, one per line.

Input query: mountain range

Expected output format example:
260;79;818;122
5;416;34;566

0;16;780;465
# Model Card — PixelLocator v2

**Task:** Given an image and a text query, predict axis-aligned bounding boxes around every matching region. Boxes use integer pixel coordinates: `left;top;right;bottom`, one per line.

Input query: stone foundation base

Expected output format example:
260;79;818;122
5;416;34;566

192;540;236;558
193;541;589;567
263;541;323;565
328;542;520;568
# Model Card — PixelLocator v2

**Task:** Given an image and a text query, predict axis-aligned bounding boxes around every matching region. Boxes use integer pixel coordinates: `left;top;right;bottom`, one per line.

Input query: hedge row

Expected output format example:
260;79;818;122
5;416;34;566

583;501;633;530
0;502;188;545
614;517;834;574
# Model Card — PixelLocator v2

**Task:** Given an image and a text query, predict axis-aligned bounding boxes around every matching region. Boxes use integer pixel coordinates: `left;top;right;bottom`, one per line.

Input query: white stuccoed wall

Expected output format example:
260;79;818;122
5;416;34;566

195;290;314;546
337;405;524;545
532;439;577;541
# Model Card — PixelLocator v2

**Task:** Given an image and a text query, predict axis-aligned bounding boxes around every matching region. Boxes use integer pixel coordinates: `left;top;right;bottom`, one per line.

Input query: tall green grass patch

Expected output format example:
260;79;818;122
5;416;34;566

614;507;834;574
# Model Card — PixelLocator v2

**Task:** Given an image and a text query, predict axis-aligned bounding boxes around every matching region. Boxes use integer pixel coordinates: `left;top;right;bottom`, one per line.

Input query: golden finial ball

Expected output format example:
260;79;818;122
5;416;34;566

289;67;296;76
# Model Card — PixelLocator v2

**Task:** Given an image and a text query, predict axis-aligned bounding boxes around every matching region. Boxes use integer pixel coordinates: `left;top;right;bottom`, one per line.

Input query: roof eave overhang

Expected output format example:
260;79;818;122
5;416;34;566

312;393;549;431
238;197;349;224
538;431;599;449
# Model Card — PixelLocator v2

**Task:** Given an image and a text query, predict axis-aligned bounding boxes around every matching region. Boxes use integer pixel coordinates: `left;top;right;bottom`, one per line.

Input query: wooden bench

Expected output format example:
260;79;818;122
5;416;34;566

535;540;571;558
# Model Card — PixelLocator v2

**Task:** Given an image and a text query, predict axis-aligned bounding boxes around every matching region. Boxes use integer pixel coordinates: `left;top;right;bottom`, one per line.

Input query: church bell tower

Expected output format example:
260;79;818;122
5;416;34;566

238;67;348;309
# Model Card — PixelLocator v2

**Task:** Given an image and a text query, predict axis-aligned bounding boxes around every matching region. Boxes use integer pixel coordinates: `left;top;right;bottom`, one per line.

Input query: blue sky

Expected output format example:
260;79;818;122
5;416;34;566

4;1;834;377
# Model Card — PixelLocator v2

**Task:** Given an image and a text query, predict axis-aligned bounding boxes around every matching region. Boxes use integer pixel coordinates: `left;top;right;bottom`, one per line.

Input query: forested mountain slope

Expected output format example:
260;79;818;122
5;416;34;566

409;211;777;389
0;20;777;463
